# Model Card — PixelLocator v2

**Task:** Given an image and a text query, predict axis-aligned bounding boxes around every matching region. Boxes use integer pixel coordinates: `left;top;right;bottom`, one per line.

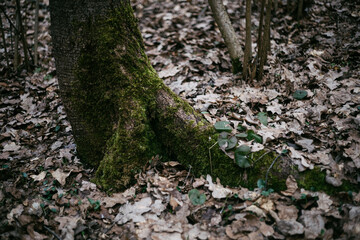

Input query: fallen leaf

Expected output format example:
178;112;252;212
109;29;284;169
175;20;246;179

30;171;47;181
51;169;71;186
205;175;232;199
299;210;325;239
115;197;152;224
55;216;83;240
3;142;21;152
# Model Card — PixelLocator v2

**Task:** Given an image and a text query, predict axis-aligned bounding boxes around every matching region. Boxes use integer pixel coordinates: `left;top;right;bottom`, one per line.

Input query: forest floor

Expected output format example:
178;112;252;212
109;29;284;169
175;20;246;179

0;0;359;239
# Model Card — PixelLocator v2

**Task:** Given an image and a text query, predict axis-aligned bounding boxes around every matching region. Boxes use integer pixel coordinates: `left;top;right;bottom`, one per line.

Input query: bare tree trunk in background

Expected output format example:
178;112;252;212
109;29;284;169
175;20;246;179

15;0;29;70
208;0;244;74
297;0;303;20
257;0;271;81
273;0;278;12
0;13;10;68
34;0;39;66
243;0;252;80
14;10;19;70
257;0;265;50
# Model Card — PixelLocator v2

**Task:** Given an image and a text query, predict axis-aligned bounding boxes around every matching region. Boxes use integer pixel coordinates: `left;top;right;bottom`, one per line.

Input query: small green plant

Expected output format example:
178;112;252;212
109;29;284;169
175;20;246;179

188;189;206;205
293;90;308;100
214;121;232;132
43;74;53;81
218;132;237;150
235;145;251;168
257;112;268;126
87;198;101;211
261;188;274;196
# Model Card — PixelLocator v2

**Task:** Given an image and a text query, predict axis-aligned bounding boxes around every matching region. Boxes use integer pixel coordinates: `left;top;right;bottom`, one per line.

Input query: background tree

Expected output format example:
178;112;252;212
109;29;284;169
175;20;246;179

208;0;244;74
242;0;252;79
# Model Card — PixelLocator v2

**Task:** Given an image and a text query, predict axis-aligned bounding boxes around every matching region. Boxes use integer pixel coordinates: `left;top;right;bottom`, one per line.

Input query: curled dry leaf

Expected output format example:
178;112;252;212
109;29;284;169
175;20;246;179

51;168;72;186
3;142;21;152
316;193;333;212
115;197;152;224
30;171;46;181
276;204;298;221
277;220;304;236
102;187;136;208
205;175;232;199
55;216;83;240
245;205;266;218
281;175;298;196
299;210;325;239
7;204;24;223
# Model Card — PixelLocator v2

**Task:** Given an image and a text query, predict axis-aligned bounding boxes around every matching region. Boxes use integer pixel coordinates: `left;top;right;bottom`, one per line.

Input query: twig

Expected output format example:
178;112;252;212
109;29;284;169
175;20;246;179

181;165;192;188
208;141;218;175
44;225;62;240
264;154;281;189
104;222;115;234
251;150;271;166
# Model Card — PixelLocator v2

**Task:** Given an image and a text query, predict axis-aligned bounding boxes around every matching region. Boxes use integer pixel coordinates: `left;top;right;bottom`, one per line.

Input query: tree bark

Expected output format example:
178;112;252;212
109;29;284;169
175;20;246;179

243;0;252;80
208;0;244;74
50;0;243;190
257;0;272;81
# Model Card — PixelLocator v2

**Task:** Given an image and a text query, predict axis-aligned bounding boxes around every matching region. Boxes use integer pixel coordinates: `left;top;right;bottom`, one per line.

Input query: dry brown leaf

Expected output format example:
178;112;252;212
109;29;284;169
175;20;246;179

281;175;298;196
30;171;46;181
51;169;72;186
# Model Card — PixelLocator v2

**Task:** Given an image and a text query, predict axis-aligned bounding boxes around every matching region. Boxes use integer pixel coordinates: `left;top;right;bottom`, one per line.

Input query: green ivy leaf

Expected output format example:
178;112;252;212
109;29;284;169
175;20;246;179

235;133;248;138
188;189;206;205
293;90;308;100
237;125;246;131
50;208;57;213
214;121;232;132
219;132;229;139
247;130;263;143
257;179;266;189
257;112;268;126
55;125;61;132
235;145;251;155
235;155;251;168
226;136;238;150
218;138;228;149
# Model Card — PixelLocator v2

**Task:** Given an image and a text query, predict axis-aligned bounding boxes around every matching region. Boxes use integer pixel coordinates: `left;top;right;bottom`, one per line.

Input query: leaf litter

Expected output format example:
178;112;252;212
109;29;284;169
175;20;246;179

0;0;360;239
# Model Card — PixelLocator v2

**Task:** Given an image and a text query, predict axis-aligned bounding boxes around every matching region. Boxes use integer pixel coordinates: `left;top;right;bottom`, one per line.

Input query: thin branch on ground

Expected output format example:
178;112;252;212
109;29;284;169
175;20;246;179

264;154;282;188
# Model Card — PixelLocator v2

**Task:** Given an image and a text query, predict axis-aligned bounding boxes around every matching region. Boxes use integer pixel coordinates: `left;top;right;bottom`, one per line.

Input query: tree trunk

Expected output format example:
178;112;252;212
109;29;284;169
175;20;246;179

50;0;242;191
49;0;358;194
208;0;244;74
243;0;252;80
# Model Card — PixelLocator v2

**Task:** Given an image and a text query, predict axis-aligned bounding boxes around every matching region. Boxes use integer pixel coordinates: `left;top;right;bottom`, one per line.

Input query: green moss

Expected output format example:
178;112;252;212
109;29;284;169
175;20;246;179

297;167;360;195
70;2;163;168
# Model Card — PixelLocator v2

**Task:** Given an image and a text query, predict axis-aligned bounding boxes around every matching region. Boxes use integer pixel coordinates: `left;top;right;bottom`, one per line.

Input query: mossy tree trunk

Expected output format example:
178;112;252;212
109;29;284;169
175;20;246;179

50;0;242;191
49;0;358;194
